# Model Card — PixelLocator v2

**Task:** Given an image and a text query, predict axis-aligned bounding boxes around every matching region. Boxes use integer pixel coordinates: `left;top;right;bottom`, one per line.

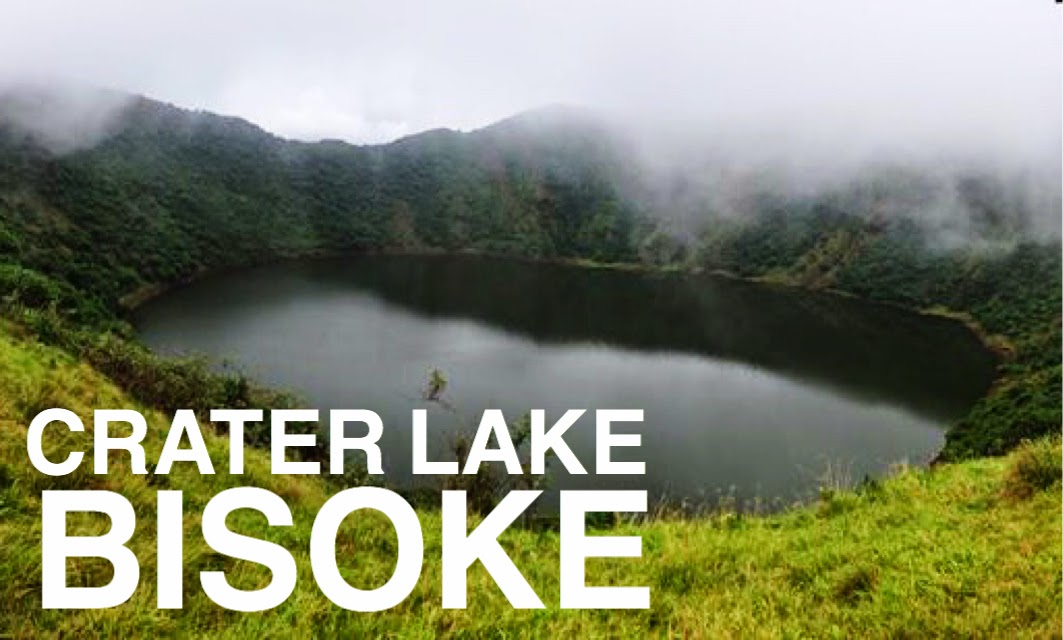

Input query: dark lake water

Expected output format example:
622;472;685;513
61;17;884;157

132;255;997;508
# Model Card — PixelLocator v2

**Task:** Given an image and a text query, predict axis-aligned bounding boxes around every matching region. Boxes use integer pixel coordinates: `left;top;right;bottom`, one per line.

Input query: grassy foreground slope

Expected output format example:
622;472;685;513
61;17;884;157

1;323;1059;637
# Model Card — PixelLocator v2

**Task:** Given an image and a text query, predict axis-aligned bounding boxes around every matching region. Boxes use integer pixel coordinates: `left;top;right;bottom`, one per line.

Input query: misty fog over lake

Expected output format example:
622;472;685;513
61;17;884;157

132;255;997;508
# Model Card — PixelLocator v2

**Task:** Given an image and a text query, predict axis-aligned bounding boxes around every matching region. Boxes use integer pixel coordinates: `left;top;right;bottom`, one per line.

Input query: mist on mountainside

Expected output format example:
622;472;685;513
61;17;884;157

0;1;1057;249
0;82;134;153
0;80;1058;257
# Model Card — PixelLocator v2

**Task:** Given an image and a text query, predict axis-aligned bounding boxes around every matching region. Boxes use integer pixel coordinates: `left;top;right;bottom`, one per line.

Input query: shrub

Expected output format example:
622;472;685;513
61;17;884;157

1002;437;1062;499
833;565;879;604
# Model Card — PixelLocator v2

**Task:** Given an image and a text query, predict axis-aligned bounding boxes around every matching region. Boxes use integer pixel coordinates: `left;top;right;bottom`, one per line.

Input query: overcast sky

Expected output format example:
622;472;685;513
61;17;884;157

0;0;1059;154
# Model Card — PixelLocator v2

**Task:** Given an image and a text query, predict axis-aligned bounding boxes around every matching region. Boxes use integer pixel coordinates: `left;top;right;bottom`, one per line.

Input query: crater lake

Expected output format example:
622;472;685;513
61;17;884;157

131;254;998;509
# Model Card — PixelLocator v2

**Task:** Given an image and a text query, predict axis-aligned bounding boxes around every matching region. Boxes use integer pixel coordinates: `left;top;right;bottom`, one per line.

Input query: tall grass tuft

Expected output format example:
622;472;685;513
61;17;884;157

1002;436;1062;499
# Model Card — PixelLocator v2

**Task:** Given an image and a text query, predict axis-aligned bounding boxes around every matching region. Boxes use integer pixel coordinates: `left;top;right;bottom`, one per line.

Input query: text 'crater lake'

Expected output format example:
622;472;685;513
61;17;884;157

132;255;997;508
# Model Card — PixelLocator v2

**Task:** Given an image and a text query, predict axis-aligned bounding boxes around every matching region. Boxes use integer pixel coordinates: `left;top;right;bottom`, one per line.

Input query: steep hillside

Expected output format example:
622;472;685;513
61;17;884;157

0;93;639;312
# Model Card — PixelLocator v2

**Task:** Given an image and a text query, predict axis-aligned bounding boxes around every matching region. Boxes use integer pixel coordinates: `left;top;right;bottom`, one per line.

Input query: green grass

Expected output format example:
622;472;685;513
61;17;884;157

0;324;1059;638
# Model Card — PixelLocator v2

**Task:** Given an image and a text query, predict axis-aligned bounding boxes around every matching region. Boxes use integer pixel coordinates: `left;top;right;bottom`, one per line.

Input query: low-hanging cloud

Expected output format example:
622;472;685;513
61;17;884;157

0;81;133;153
0;1;1057;152
0;1;1058;238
